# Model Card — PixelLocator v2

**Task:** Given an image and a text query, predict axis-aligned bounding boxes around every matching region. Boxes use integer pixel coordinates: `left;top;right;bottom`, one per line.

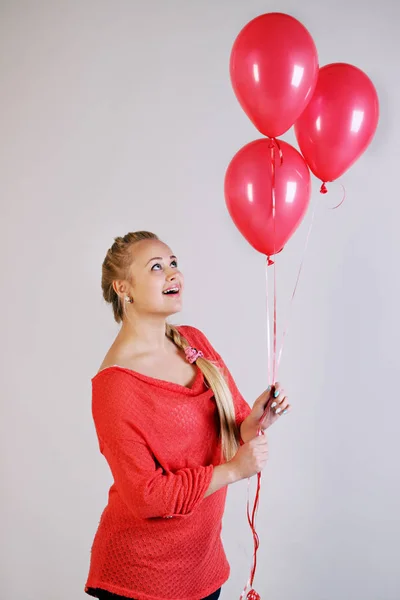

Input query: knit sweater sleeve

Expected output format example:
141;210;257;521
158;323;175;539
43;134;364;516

92;371;214;520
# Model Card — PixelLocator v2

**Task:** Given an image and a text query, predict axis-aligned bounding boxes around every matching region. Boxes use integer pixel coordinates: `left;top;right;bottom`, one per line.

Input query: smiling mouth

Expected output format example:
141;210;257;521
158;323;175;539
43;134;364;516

162;287;180;296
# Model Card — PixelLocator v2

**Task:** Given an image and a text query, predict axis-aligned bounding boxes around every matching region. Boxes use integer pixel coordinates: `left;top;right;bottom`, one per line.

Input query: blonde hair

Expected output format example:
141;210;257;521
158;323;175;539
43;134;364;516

101;231;241;461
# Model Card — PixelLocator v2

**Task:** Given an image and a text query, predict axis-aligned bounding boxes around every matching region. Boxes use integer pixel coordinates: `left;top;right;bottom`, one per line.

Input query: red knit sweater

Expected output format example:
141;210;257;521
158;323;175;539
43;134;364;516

85;325;251;600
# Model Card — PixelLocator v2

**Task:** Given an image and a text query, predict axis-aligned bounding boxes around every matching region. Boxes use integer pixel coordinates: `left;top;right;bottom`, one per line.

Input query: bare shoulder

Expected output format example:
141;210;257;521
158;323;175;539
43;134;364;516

98;355;118;373
97;342;131;373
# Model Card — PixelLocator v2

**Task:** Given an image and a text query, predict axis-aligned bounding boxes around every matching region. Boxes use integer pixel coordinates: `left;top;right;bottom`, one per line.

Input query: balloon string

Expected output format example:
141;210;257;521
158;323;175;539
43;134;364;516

269;138;278;385
239;137;281;600
275;178;345;372
240;454;262;600
272;258;277;384
276;199;317;370
265;263;271;386
320;181;347;209
265;137;280;385
330;183;346;210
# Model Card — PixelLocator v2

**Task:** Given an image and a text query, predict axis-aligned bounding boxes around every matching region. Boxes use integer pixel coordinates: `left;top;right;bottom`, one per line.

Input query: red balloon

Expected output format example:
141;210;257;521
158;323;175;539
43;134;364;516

294;63;379;183
225;139;311;257
230;13;319;138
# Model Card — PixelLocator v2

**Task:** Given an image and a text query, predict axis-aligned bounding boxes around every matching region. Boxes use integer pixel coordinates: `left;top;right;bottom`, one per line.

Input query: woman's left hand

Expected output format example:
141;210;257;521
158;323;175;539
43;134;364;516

240;383;291;443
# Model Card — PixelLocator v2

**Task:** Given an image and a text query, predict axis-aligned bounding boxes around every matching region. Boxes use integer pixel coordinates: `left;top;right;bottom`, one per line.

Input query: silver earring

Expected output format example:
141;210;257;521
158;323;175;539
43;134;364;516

125;296;133;304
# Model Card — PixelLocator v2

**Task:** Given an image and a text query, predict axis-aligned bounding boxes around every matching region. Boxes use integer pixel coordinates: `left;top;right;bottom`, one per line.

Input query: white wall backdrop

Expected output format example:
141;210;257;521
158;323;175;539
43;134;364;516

1;1;399;599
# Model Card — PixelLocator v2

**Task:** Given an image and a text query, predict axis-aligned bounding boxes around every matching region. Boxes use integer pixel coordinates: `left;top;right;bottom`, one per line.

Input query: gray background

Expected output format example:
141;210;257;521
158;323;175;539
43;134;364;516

1;1;398;599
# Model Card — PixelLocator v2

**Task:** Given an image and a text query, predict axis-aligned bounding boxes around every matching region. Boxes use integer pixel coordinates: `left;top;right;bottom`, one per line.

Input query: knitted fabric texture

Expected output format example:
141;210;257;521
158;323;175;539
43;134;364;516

85;326;252;600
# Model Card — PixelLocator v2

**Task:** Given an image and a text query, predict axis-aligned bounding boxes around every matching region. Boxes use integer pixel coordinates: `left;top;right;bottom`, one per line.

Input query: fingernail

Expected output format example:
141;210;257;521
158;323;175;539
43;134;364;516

274;389;280;398
267;385;271;392
283;409;288;415
271;401;277;409
275;407;282;414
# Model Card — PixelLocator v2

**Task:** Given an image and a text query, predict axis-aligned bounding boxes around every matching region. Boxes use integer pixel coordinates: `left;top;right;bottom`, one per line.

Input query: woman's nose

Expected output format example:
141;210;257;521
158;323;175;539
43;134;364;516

166;268;178;280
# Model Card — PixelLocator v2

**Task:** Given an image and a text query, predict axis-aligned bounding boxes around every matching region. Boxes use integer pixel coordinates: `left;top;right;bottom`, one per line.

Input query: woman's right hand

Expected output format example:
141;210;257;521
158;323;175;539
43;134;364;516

229;433;269;480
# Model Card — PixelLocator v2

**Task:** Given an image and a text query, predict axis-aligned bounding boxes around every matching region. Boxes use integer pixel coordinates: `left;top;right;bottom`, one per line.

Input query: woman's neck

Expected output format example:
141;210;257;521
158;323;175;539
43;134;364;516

116;317;170;355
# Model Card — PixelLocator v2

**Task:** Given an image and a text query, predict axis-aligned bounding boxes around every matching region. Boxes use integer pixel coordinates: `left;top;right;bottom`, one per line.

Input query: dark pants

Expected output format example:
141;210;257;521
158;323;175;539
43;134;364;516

88;587;221;600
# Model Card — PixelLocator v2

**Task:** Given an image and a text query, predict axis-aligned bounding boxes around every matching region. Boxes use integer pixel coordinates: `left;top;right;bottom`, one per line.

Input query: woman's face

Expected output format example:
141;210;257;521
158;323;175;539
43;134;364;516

125;239;184;317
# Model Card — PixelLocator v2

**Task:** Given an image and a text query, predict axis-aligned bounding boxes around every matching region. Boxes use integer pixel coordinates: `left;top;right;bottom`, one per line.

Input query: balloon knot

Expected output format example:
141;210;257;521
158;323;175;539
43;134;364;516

267;137;283;164
247;590;261;600
320;182;328;194
267;257;274;266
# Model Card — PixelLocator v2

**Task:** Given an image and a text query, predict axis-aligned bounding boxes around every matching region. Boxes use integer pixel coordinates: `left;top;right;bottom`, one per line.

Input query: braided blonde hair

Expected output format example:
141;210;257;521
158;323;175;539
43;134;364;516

101;231;241;461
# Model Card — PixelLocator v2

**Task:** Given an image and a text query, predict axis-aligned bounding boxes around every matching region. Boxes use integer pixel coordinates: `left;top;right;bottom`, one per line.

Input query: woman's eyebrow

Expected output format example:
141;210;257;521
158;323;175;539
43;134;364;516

145;255;177;266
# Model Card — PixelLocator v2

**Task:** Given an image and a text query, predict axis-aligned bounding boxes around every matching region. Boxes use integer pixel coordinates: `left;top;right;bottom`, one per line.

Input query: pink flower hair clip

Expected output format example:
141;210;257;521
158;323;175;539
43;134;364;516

184;346;204;364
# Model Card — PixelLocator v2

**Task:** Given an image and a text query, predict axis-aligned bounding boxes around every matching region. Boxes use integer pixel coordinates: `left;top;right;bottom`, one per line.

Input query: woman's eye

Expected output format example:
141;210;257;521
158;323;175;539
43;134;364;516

151;260;178;271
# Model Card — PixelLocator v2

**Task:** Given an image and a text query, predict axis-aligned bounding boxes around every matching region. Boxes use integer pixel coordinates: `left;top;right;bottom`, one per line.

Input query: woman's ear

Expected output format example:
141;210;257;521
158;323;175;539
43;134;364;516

113;279;127;299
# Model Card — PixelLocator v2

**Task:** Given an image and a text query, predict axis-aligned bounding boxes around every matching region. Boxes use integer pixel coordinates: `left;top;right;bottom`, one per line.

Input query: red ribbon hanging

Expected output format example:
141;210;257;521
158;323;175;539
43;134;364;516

240;438;263;600
240;138;281;600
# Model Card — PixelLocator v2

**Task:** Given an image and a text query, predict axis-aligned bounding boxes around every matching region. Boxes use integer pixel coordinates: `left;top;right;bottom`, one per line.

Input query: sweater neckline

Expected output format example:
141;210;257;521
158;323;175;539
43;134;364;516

92;363;206;395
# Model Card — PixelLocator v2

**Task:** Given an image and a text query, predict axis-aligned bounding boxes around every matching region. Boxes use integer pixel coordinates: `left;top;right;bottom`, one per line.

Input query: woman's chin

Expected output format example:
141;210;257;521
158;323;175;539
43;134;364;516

161;299;183;317
167;303;182;316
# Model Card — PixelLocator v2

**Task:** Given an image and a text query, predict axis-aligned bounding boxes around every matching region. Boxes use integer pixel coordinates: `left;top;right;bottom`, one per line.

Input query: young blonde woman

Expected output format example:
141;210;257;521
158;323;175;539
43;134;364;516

85;231;291;600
